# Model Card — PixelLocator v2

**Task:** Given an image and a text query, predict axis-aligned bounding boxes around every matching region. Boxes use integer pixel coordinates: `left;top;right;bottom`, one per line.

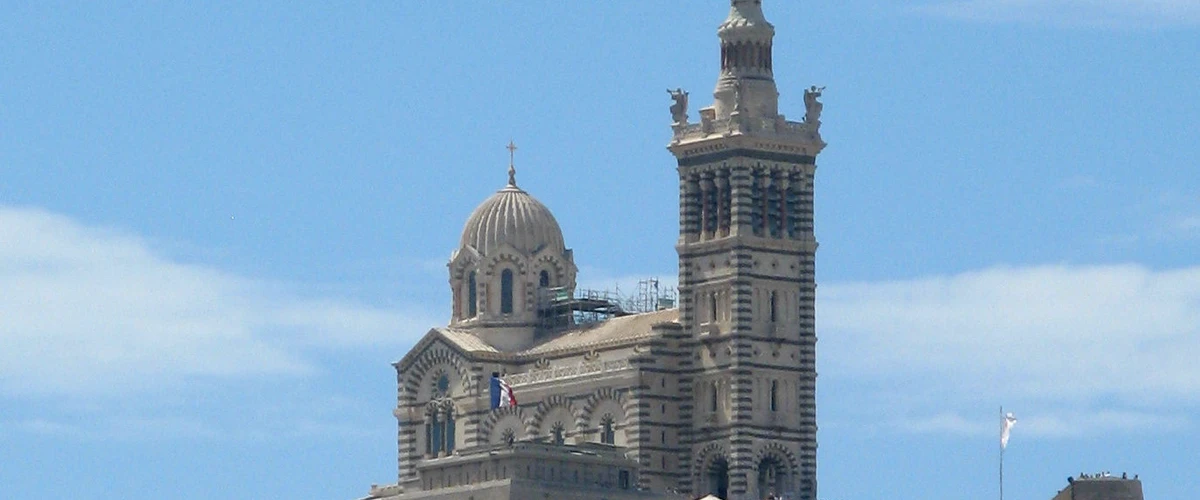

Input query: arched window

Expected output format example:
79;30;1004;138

710;382;719;412
757;456;788;497
500;269;514;314
708;456;730;499
770;380;778;412
445;408;456;453
467;272;477;318
769;291;777;323
600;415;615;445
709;293;718;323
539;270;550;288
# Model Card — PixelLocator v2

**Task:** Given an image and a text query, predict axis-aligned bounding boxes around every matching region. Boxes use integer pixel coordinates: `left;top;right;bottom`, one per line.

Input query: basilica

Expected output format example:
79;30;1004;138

362;2;825;499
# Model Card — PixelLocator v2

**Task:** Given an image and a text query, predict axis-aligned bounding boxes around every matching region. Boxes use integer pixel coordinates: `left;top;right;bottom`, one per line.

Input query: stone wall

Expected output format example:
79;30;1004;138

1051;478;1144;500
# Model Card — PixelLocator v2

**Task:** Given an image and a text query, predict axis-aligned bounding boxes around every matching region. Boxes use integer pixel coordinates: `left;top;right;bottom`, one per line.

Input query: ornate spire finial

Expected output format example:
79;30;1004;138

506;140;518;186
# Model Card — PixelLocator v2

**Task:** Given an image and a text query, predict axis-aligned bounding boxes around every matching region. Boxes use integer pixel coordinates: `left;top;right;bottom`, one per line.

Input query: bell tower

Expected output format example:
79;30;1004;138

668;1;825;499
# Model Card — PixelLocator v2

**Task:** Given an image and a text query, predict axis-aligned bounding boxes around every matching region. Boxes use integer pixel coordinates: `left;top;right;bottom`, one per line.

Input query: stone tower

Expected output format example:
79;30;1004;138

668;1;826;499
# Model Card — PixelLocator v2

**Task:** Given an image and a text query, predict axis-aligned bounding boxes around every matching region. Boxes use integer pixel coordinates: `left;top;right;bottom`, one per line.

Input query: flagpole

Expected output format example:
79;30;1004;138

999;405;1004;500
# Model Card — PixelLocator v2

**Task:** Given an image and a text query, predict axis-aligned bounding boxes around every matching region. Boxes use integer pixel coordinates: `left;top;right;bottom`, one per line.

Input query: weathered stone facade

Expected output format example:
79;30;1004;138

362;2;824;500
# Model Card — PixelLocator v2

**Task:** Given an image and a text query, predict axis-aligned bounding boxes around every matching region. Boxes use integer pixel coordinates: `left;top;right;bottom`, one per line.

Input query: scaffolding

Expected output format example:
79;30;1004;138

536;278;678;332
627;277;677;313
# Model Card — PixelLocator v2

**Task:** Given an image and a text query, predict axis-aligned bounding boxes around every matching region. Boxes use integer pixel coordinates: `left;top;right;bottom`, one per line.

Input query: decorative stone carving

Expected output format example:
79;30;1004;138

804;85;824;125
733;79;746;113
700;107;716;134
668;88;689;124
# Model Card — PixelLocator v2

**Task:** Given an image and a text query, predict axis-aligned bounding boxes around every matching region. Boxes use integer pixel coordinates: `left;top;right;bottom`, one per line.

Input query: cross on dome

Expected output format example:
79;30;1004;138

506;140;518;187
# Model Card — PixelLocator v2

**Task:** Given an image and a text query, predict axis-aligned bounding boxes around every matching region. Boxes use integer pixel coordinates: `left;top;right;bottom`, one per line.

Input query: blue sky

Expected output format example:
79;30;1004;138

2;1;1198;499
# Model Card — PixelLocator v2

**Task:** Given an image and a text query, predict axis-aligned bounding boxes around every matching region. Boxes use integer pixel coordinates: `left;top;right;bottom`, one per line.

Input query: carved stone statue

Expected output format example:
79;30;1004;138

804;85;824;124
732;79;746;113
668;88;689;124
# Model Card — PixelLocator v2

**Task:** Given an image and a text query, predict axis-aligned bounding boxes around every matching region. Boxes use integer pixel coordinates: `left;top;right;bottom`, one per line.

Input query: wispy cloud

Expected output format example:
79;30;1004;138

0;207;434;397
5;418;87;438
1172;215;1200;235
1;412;374;441
821;264;1200;435
895;409;1189;438
918;0;1200;27
1147;190;1200;241
1095;189;1200;248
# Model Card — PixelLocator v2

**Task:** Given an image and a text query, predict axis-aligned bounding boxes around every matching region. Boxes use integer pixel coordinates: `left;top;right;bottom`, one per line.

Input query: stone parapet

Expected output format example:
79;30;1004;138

506;359;632;387
671;116;821;148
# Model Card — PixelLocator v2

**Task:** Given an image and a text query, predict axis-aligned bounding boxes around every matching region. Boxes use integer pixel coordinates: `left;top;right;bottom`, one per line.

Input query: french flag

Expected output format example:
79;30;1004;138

490;375;517;409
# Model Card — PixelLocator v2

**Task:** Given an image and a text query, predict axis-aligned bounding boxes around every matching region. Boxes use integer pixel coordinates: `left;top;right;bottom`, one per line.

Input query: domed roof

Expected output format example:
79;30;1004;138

458;179;566;257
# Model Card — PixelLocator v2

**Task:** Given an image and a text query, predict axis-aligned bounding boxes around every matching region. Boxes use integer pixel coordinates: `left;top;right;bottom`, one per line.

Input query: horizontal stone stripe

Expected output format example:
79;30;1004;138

677;149;816;167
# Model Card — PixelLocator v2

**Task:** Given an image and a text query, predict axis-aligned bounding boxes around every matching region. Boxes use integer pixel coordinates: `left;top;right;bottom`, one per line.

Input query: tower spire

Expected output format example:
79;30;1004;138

713;0;778;120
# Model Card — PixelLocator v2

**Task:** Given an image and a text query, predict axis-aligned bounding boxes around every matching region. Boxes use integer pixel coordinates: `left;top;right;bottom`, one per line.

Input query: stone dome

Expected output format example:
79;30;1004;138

458;182;566;257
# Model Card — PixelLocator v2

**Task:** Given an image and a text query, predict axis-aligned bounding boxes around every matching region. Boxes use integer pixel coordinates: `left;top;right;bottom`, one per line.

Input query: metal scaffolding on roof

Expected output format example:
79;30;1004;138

535;278;677;333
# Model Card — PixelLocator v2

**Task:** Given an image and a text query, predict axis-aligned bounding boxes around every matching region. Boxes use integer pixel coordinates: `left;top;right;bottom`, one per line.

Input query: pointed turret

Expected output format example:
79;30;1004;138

713;0;779;120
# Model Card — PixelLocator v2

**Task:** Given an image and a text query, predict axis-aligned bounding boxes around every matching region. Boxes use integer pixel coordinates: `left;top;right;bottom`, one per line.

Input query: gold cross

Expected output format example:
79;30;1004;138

506;140;518;166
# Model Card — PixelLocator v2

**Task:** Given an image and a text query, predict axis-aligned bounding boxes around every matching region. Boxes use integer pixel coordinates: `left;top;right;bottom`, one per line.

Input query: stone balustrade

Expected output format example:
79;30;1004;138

671;116;819;144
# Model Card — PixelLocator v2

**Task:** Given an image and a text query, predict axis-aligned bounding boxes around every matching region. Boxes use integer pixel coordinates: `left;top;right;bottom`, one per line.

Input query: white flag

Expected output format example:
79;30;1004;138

1000;412;1017;449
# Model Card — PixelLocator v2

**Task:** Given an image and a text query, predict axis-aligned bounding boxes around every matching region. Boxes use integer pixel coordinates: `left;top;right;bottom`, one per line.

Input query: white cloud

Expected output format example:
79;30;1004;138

821;264;1200;434
9;206;1194;441
1019;409;1189;437
0;207;432;397
918;0;1200;26
898;412;991;436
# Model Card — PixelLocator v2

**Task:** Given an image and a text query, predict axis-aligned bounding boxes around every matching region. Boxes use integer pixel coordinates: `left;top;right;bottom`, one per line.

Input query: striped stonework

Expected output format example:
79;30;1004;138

366;3;826;499
667;7;826;490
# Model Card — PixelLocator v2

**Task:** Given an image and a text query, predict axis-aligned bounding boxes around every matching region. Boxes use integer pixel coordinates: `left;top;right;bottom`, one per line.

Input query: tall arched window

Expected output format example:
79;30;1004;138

709;293;718;323
769;291;777;323
710;382;719;412
770;380;778;412
539;270;550;288
467;272;477;318
500;269;514;314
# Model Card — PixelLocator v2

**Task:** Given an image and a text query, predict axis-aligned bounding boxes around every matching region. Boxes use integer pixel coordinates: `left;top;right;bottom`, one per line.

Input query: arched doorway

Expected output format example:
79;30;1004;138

707;456;729;499
756;455;790;499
